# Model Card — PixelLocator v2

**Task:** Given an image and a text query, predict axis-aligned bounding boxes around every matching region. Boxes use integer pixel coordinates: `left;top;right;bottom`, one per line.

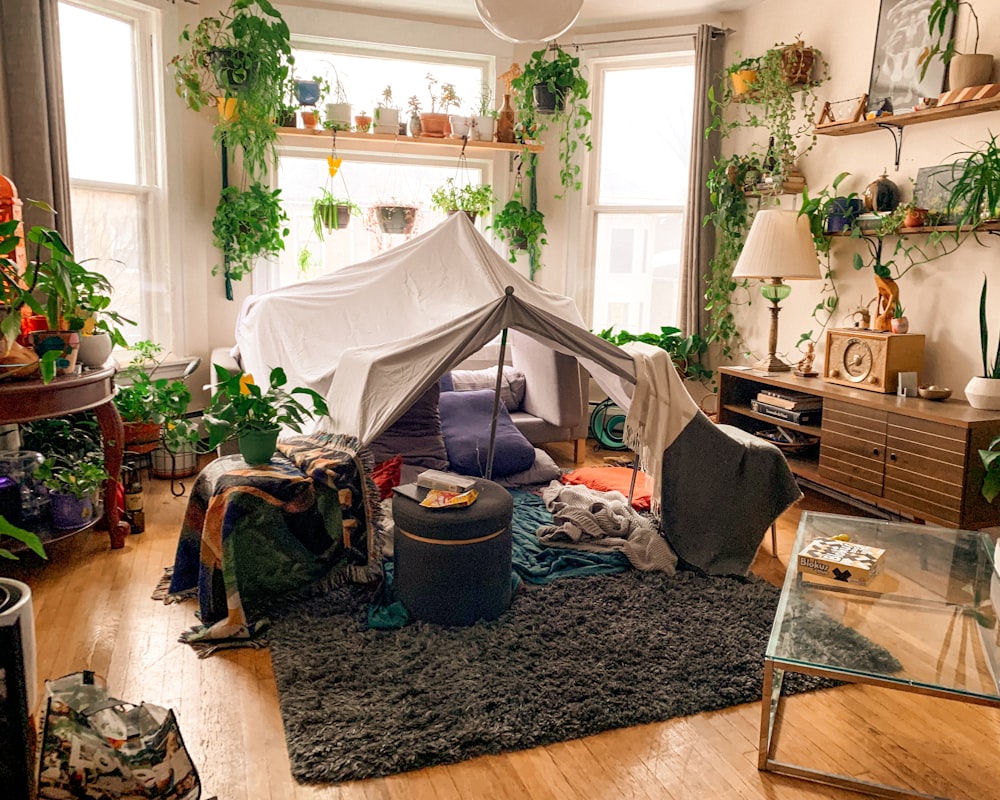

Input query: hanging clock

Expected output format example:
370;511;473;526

824;329;925;393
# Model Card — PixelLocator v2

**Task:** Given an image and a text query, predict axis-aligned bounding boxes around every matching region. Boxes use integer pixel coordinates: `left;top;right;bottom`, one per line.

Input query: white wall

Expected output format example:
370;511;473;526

723;0;1000;398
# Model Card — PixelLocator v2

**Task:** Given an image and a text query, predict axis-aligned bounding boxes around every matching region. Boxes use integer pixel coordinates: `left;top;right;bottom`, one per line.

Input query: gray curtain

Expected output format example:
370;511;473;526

678;24;725;338
0;0;72;242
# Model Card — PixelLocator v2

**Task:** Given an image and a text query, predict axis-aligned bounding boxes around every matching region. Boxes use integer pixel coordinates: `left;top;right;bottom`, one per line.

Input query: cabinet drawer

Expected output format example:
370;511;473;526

819;401;887;493
883;415;967;524
819;444;885;495
821;400;887;445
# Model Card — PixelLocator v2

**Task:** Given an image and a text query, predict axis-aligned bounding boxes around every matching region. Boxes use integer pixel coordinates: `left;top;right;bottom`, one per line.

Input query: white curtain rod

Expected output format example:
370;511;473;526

568;26;729;49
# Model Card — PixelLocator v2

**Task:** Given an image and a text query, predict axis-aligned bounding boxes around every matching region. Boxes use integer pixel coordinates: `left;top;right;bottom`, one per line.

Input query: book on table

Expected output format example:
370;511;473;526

750;399;821;424
755;388;823;411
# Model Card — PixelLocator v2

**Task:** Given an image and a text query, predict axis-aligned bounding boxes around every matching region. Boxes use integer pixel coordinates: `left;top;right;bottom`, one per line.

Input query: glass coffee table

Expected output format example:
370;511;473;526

760;511;1000;799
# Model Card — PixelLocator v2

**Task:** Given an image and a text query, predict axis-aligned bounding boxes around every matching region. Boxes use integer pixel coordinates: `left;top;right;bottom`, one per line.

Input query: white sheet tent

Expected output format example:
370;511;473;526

235;212;639;446
234;213;802;576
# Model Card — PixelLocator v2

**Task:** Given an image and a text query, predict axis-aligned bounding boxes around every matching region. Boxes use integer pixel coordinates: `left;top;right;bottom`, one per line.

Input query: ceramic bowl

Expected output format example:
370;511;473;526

918;385;952;401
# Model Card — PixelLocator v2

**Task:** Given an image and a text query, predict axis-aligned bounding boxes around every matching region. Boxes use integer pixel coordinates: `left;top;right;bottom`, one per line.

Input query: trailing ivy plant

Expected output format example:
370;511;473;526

511;45;592;197
490;198;548;279
212;183;289;281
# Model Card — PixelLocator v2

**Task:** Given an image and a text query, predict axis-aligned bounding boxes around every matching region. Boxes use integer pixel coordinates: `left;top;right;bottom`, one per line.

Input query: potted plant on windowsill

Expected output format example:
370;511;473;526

430;178;495;222
512;45;592;196
203;364;329;465
419;73;459;138
490;199;547;277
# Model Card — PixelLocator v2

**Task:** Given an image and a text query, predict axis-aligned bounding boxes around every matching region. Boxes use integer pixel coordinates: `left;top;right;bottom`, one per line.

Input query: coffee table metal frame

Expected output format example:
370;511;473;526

758;511;1000;800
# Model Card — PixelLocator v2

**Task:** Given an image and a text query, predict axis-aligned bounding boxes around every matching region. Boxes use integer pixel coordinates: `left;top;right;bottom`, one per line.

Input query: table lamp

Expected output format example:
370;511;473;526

731;209;821;372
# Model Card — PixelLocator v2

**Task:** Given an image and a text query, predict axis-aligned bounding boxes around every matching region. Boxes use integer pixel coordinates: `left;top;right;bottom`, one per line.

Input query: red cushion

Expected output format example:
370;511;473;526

371;454;403;500
561;466;652;511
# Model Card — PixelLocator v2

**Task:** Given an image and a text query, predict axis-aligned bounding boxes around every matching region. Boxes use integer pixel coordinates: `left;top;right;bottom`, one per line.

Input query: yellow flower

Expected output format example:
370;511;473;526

327;156;342;177
239;374;255;395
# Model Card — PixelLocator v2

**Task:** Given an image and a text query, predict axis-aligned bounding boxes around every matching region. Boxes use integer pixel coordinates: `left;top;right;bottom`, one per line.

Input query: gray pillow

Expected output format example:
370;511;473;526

447;367;526;411
368;383;449;470
495;448;562;488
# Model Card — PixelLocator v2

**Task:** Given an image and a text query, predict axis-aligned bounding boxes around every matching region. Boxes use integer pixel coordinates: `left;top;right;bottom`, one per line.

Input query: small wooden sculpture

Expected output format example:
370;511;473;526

794;341;818;377
873;275;900;332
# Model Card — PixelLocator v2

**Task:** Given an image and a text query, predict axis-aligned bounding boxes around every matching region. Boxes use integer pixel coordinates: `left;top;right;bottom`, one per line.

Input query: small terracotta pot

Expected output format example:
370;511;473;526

300;109;320;129
903;207;928;228
354;114;372;133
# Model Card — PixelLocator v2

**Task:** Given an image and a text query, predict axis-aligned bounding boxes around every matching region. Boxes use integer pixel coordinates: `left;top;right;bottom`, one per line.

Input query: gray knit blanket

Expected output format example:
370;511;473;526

536;481;678;574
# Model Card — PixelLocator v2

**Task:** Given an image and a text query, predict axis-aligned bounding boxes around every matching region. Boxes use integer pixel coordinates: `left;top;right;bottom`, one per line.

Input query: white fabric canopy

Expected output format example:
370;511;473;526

234;213;636;445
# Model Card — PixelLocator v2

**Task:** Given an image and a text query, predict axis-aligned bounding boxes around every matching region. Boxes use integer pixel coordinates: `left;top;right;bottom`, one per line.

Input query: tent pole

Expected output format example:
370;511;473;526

627;456;640;506
485;326;509;481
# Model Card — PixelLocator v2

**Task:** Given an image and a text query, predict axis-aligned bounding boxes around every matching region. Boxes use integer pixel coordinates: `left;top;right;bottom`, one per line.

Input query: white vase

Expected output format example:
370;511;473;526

0;578;37;795
373;107;399;134
324;102;352;131
77;331;112;368
448;115;472;139
948;54;994;91
964;375;1000;409
473;115;496;141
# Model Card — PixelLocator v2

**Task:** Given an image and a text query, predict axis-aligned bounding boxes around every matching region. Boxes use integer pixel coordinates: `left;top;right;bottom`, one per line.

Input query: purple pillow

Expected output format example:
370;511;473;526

438;388;535;478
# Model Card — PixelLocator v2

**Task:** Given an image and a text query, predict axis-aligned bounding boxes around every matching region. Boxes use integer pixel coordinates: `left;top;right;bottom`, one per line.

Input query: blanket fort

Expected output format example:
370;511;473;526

167;435;381;645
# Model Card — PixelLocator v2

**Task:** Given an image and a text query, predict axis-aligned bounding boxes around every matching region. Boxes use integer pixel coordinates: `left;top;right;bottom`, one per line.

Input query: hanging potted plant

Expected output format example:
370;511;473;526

312;188;359;237
430;178;495;222
212;183;289;280
511;45;592;196
371;202;419;235
490;198;547;277
203;364;329;465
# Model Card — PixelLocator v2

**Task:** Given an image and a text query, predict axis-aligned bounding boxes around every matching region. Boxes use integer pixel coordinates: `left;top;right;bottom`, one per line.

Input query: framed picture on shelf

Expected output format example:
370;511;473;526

867;0;954;115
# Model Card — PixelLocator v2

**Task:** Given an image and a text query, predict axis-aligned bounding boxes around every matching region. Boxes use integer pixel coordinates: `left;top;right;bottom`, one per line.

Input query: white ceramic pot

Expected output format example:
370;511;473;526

373;107;399;134
964;375;1000;410
77;331;112;368
948;54;994;91
324;102;352;131
473;115;496;142
448;115;472;139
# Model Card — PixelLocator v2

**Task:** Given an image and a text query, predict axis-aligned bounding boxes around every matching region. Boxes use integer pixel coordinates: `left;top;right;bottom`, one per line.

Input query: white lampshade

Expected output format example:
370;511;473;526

475;0;583;43
732;210;821;280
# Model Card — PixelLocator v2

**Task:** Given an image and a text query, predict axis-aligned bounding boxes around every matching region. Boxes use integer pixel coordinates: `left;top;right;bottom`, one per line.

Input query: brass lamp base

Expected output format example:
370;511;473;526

754;354;791;372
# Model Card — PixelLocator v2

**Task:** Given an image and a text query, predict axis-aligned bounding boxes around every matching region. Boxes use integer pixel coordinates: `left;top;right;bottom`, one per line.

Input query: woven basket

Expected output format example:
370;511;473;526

780;43;815;85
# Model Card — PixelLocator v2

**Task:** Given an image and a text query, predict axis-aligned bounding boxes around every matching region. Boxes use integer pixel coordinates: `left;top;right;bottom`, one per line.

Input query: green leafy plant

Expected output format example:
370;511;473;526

597;326;712;382
727;55;761;75
36;452;108;501
114;340;193;426
311;188;360;239
476;81;496;117
170;0;292;179
490;199;547;277
918;0;980;80
0;516;44;561
980;434;1000;503
424;73;460;114
212;183;289;280
893;301;906;319
978;275;1000;379
940;132;1000;234
430;178;496;218
512;46;592;196
21;413;102;461
202;364;329;448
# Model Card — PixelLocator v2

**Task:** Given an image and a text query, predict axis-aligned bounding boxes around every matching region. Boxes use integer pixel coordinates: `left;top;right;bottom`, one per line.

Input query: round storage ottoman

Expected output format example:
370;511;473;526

393;479;513;626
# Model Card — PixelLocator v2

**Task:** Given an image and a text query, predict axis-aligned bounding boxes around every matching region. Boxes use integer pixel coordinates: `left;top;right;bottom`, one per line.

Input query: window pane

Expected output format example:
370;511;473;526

591;212;683;334
292;49;486;119
69;186;145;348
59;3;138;184
277;155;484;286
598;64;694;206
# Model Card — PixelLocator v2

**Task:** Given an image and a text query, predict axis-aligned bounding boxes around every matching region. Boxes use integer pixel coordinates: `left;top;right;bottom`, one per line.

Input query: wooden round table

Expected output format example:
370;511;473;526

0;361;131;548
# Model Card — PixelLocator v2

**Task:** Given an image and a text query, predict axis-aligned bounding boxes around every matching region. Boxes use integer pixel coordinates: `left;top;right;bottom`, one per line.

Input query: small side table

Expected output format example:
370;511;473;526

0;361;130;549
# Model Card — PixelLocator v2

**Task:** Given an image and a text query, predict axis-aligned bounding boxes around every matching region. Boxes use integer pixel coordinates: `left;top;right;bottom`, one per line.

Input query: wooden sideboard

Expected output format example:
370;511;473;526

0;362;131;548
718;366;1000;530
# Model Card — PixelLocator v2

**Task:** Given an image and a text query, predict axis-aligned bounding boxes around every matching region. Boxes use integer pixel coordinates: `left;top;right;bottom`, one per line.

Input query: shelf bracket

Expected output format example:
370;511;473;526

875;121;904;170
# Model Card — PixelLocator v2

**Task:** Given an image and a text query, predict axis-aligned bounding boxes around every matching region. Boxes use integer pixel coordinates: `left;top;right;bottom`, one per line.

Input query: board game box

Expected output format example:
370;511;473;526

797;537;886;585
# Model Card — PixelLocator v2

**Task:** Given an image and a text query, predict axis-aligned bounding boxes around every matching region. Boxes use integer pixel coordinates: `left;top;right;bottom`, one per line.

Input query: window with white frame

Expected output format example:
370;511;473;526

58;0;168;351
264;45;497;290
586;52;694;335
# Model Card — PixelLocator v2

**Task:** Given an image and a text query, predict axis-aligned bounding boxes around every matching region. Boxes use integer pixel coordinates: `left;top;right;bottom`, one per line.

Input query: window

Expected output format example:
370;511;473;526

58;0;168;350
586;53;694;334
263;45;497;290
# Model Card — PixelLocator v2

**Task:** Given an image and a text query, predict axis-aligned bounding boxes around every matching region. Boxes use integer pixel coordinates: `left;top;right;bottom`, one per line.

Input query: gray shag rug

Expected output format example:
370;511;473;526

268;568;900;784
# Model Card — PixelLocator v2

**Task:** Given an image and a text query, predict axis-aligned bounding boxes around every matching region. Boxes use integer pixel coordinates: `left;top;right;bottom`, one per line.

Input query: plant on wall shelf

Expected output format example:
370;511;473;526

511;45;592;196
918;0;981;80
212;183;289;281
939;132;1000;234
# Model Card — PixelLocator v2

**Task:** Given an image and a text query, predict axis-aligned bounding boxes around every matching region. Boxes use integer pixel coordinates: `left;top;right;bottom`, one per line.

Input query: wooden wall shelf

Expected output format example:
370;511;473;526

278;128;542;156
815;94;1000;137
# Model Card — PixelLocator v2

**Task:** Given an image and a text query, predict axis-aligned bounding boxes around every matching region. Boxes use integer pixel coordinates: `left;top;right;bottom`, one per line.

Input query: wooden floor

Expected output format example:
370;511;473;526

5;440;1000;800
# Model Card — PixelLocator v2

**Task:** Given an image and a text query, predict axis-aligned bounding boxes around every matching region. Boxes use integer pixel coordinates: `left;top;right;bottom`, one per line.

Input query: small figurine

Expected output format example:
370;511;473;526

795;341;818;377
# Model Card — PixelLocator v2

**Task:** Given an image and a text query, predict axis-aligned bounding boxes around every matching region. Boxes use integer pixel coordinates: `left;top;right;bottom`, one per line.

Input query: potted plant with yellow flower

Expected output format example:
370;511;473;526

203;364;329;465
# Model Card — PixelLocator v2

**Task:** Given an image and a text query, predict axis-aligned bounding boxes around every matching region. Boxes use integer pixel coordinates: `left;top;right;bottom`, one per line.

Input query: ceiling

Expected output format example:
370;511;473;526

321;0;755;30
